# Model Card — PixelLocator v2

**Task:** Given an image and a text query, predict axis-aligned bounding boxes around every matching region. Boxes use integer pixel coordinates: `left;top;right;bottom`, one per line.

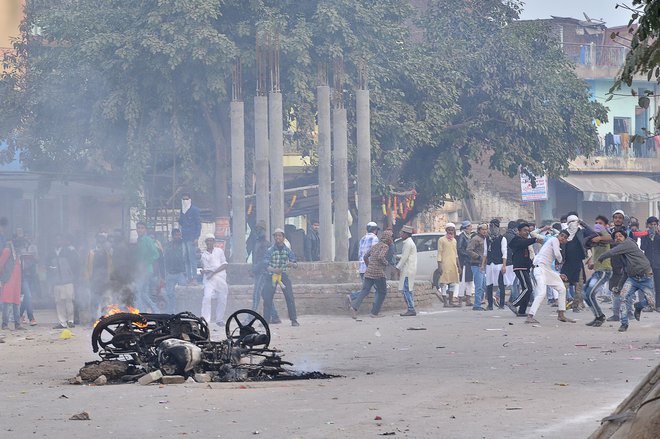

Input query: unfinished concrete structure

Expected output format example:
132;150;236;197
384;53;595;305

230;59;246;262
356;60;372;236
317;65;333;261
332;59;349;262
268;34;284;232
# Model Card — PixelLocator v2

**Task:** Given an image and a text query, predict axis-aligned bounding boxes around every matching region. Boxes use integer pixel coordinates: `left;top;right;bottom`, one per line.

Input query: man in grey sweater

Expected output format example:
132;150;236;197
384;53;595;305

598;229;655;332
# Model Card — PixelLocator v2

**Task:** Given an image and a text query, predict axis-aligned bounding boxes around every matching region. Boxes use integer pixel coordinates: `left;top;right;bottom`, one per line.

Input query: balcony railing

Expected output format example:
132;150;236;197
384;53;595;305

561;43;627;68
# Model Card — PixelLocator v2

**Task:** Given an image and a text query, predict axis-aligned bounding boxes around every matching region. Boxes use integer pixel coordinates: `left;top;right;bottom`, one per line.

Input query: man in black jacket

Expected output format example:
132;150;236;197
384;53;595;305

640;216;660;311
456;220;474;306
304;220;321;262
506;223;542;317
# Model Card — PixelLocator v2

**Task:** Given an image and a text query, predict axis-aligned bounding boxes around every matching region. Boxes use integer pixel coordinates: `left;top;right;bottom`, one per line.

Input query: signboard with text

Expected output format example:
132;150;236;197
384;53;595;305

520;173;548;202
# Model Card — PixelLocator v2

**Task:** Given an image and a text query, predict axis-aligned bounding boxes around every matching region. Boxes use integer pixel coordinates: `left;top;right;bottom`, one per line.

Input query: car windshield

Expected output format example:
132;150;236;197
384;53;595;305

395;234;444;254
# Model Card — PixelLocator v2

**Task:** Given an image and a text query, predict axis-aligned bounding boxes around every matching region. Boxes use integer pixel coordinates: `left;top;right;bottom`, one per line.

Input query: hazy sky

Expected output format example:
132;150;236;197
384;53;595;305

519;0;635;27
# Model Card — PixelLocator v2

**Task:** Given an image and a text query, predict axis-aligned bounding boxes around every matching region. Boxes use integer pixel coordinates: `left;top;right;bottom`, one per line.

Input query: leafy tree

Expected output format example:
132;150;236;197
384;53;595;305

0;0;605;220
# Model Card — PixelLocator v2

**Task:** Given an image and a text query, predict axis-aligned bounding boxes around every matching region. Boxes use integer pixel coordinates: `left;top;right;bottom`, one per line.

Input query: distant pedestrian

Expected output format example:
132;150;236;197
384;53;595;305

135;222;161;313
250;221;281;324
639;216;660;311
435;223;460;307
48;234;79;329
349;230;393;318
200;234;229;326
396;225;418;316
178;193;201;284
262;228;299;326
304;220;321;262
86;233;112;318
0;240;25;331
467;224;488;311
456;220;474;306
485;219;507;310
163;229;187;314
14;228;38;326
506;223;542;317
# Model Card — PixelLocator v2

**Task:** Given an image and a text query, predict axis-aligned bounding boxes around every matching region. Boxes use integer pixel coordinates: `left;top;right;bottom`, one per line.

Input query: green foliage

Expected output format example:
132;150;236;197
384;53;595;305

0;0;604;214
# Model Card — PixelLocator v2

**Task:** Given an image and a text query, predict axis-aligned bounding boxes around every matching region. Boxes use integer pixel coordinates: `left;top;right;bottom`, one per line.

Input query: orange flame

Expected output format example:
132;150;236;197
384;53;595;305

93;304;147;328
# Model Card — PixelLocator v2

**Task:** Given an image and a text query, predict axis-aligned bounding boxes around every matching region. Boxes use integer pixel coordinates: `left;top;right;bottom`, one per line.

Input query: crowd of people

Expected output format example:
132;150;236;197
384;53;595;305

347;210;659;332
2;194;658;337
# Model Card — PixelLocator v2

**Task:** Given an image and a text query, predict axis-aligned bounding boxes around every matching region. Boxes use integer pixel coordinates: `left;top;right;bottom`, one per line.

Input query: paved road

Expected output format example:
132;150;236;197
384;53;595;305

1;304;658;438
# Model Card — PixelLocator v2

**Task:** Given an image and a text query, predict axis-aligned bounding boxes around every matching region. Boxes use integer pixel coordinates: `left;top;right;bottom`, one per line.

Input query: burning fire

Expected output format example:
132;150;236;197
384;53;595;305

93;304;148;328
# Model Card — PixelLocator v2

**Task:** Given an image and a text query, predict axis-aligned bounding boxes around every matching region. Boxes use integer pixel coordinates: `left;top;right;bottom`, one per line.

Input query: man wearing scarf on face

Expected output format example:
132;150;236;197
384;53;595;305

178;193;201;285
435;223;460;307
604;210;628;321
485;219;507;310
560;214;594;313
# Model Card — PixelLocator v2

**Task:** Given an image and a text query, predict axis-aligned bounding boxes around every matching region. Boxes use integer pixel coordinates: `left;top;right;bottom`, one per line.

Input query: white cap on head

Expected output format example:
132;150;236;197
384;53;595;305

367;221;378;229
204;233;216;240
272;228;285;235
445;222;456;229
613;209;625;217
567;215;579;223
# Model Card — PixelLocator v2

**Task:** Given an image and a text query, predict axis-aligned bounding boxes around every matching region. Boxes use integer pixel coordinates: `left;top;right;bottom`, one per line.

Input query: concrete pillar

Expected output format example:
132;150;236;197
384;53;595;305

317;85;333;261
254;95;269;234
332;106;349;262
230;100;246;262
356;89;372;236
268;91;284;231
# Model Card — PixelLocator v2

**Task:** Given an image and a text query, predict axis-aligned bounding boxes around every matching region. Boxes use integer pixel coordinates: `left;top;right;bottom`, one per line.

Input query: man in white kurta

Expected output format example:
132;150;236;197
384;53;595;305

200;234;229;326
396;225;418;316
527;230;575;324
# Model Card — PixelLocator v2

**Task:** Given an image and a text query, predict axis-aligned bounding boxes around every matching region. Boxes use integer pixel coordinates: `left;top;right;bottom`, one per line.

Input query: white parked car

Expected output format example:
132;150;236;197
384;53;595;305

394;232;445;281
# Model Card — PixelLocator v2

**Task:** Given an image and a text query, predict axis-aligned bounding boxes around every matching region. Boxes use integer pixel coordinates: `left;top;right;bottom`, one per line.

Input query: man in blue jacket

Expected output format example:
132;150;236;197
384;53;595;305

178;193;201;285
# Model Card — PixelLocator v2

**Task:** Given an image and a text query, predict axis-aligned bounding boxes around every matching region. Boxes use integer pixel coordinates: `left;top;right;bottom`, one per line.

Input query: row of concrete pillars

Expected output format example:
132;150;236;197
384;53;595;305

229;78;371;263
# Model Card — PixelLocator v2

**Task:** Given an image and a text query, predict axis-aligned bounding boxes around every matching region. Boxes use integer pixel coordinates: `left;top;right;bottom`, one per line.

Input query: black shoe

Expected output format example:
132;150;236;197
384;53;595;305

67;322;75;328
618;324;628;332
1;325;8;330
486;306;493;311
291;320;300;327
585;319;598;327
14;325;27;331
52;324;65;329
516;313;527;317
472;307;486;311
572;307;581;313
633;303;643;321
270;318;282;325
400;310;416;316
606;315;620;322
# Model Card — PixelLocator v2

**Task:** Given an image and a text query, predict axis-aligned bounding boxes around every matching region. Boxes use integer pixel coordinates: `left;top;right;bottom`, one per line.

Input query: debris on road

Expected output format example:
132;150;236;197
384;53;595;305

69;411;90;421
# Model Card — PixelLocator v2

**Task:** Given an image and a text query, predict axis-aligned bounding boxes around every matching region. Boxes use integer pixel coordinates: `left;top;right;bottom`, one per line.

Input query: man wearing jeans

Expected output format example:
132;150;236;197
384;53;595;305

396;225;418;316
583;215;613;327
178;193;201;285
163;229;187;314
349;230;393;318
598;229;656;332
466;224;488;311
48;234;79;329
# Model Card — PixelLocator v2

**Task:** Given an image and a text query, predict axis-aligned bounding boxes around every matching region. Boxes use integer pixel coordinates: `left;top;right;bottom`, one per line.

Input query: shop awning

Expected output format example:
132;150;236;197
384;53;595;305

561;174;660;202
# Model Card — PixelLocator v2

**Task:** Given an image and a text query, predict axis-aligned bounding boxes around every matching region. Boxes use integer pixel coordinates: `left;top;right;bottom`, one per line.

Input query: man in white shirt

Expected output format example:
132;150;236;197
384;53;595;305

527;230;575;324
396;225;417;316
200;234;229;326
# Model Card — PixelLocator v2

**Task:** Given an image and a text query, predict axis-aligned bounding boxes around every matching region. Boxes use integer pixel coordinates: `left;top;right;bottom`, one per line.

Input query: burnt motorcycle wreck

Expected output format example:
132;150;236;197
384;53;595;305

81;309;316;383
